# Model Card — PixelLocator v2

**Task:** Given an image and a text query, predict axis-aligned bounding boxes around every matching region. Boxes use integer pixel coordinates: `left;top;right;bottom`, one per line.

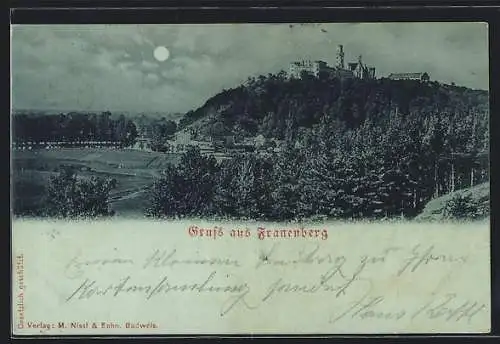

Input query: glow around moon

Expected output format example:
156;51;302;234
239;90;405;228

153;46;170;62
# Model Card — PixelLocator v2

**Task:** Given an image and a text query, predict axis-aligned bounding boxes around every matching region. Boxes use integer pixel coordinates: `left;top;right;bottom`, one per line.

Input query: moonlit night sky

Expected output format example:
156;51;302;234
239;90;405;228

11;22;489;114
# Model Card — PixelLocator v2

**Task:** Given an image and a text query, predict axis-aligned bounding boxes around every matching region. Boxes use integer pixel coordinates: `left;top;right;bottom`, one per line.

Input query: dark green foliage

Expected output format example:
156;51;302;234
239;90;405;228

443;193;488;220
146;147;218;218
148;149;276;220
13;111;138;147
42;167;117;218
214;154;274;219
179;73;488;144
149;118;177;152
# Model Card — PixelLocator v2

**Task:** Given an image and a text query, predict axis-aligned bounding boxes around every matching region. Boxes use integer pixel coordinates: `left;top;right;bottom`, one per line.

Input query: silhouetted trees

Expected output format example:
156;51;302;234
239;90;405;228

146;147;218;217
42;167;117;218
13;111;138;147
147;118;177;152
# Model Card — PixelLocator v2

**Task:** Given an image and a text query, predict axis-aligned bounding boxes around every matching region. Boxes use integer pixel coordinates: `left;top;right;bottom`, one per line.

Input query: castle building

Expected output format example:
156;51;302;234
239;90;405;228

288;45;376;80
336;45;345;69
347;55;376;79
388;72;430;82
289;60;332;78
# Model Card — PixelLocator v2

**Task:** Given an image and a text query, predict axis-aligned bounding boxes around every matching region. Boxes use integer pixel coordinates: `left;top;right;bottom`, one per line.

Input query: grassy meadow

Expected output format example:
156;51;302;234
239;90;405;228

12;148;182;216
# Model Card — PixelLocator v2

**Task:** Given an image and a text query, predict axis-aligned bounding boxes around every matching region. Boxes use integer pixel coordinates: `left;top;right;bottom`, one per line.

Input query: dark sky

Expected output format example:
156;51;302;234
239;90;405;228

11;22;489;114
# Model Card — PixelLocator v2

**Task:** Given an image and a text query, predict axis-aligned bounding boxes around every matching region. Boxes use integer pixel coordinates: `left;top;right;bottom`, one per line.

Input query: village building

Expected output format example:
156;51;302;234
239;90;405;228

132;137;152;151
288;60;334;78
174;130;192;145
388;72;430;82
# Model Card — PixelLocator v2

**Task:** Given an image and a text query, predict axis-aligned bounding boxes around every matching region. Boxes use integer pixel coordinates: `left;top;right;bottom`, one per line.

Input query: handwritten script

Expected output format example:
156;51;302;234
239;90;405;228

62;242;483;324
12;220;490;334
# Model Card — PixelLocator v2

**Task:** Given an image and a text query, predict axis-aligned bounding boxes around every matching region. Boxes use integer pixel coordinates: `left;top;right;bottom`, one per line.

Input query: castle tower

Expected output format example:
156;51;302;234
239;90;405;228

356;55;364;78
336;45;345;69
369;67;376;79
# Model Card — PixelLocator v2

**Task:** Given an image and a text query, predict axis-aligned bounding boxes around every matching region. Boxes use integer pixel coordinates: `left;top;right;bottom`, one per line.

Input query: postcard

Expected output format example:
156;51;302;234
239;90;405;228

11;22;490;335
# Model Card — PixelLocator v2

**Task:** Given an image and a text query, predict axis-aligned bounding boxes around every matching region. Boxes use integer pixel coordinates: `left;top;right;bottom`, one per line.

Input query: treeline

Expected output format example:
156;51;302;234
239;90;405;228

12;111;138;146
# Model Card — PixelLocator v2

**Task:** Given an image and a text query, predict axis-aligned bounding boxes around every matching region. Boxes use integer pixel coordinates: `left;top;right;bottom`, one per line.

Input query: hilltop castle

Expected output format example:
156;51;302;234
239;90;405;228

288;45;376;80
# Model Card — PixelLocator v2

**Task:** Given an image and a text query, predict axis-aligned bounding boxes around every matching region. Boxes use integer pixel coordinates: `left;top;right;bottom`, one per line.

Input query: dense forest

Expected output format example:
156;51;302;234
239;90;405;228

150;72;489;220
179;71;488;141
12;111;138;146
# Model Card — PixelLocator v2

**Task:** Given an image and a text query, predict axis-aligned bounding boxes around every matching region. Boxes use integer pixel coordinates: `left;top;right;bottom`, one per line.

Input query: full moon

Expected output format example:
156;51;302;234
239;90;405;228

153;46;170;62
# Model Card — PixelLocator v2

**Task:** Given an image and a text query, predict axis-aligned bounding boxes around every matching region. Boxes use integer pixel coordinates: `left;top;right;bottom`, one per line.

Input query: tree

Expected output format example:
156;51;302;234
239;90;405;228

122;120;138;147
146;164;185;217
43;167;116;218
147;147;219;217
164;120;177;137
270;148;305;220
213;154;274;219
298;149;348;219
97;112;113;141
149;118;177;152
443;193;488;220
114;114;128;144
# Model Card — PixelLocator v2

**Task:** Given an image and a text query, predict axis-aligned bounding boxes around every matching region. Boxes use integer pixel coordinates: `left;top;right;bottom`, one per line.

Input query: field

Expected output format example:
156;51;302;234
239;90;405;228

12;148;182;216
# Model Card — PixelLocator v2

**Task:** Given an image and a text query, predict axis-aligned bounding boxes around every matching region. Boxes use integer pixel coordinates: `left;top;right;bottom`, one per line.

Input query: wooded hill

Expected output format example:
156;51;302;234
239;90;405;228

147;72;489;220
178;72;488;143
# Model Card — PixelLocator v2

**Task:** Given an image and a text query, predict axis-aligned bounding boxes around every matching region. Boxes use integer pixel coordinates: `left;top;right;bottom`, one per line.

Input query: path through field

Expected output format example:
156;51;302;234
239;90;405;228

13;148;180;217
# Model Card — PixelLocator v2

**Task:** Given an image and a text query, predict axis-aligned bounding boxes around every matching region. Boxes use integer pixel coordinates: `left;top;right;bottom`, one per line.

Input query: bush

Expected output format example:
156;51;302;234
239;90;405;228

443;193;488;220
146;147;218;218
43;167;117;218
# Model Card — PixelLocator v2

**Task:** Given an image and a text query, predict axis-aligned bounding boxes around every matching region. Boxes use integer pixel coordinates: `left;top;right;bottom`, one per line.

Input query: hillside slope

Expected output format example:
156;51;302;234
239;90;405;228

177;73;489;142
415;182;489;221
